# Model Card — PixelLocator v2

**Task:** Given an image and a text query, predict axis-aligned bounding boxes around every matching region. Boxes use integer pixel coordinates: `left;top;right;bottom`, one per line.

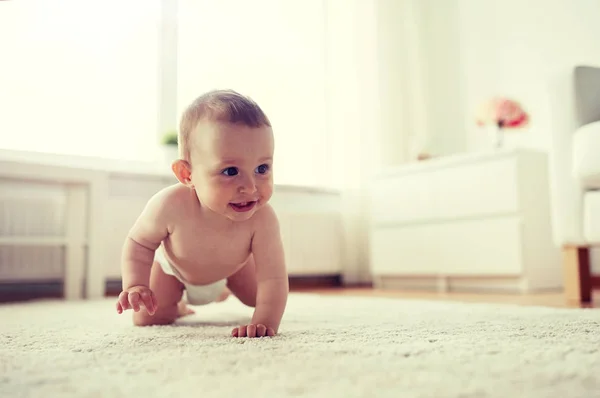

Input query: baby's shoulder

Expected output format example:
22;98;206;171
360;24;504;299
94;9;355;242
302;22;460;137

160;183;193;204
145;183;193;217
251;203;280;230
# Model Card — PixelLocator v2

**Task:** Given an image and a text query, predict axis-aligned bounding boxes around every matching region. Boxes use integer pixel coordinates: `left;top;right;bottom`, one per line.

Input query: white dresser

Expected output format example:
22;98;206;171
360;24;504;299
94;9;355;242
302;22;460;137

368;148;561;293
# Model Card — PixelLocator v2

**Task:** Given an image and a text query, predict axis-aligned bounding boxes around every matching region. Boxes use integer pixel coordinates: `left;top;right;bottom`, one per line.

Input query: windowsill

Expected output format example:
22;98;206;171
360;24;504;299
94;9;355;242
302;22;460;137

0;148;340;195
0;148;171;177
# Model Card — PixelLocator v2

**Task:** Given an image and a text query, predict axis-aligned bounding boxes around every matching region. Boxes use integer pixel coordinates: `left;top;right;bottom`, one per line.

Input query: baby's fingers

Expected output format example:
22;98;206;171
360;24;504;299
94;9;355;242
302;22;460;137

151;291;158;312
231;325;248;338
231;326;247;337
231;325;275;338
237;325;247;338
256;324;267;337
247;324;257;338
128;291;141;312
118;291;131;312
140;290;156;315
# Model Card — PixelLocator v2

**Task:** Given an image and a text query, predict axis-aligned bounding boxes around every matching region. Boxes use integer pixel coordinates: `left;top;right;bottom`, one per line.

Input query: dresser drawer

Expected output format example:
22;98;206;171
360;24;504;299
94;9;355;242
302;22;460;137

370;217;523;277
436;217;523;275
369;224;439;274
433;157;519;219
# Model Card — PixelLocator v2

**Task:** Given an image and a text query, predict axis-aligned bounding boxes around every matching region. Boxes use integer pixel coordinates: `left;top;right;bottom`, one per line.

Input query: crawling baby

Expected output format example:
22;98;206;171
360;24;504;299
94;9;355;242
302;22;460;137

115;89;288;338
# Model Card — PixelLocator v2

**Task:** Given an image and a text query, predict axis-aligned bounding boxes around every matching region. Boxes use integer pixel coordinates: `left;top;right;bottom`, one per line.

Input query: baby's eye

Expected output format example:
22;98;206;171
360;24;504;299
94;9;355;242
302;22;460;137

255;164;269;174
222;167;238;176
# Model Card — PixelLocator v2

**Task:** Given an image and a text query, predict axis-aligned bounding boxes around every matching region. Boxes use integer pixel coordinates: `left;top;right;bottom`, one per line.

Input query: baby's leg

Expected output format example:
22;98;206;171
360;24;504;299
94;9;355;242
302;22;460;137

177;299;195;316
133;261;184;326
226;255;257;307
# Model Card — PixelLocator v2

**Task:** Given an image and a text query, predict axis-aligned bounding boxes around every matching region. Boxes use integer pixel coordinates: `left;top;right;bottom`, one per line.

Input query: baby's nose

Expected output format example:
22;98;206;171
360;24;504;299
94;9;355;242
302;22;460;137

238;175;257;193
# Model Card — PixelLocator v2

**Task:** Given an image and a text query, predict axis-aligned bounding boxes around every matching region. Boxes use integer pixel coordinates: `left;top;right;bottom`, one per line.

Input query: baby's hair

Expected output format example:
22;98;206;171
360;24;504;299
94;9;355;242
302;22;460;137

178;89;271;161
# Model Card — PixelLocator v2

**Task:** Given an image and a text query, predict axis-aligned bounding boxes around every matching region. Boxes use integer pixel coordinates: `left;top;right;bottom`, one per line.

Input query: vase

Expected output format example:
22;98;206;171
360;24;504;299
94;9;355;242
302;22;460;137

490;125;504;149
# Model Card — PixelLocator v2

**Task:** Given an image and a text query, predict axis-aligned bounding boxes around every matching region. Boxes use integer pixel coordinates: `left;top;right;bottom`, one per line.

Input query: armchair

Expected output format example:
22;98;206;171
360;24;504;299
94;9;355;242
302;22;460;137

548;65;600;303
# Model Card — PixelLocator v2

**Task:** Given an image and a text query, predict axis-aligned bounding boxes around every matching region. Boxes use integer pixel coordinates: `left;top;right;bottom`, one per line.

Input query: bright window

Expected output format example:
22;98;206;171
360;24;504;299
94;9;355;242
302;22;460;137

0;0;333;188
0;0;161;162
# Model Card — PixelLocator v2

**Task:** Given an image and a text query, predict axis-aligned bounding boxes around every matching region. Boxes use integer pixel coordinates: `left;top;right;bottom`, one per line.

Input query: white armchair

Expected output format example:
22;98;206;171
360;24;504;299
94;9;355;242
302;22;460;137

548;65;600;303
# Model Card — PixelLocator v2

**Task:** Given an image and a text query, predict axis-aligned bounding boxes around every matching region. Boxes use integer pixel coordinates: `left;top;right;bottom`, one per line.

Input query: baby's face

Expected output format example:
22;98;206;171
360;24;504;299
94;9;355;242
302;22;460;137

189;120;274;221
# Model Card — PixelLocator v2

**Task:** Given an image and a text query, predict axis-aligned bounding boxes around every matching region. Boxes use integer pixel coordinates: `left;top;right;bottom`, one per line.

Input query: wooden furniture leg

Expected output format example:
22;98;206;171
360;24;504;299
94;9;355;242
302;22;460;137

562;246;592;303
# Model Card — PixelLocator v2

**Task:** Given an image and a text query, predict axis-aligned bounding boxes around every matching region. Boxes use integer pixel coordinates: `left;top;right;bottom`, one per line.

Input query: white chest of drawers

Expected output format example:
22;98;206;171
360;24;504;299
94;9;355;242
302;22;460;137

368;149;561;293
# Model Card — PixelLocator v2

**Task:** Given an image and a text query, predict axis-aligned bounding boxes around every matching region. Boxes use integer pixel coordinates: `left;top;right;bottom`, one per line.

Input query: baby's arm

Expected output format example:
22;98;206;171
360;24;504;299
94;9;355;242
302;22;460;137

245;205;289;335
116;189;172;314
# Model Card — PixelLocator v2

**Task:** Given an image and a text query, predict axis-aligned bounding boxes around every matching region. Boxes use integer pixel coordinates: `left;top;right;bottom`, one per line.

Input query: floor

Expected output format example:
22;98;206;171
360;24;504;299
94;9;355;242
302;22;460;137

293;286;600;309
4;292;599;397
2;282;597;309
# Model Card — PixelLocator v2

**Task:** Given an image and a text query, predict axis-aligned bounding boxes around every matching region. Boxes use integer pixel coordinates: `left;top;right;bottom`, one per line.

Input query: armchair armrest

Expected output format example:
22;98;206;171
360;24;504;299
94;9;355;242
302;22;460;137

547;69;586;246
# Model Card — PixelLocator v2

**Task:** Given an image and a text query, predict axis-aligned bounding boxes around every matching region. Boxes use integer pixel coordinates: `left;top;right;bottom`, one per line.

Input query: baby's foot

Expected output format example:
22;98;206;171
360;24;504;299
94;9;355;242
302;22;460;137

177;300;195;318
215;287;231;303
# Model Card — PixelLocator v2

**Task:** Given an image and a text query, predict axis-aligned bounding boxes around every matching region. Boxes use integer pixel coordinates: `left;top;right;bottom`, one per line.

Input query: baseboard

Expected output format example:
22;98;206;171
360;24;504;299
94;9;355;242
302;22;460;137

0;275;344;302
342;281;374;289
105;275;344;295
288;274;343;290
105;275;345;295
0;280;65;303
105;279;123;296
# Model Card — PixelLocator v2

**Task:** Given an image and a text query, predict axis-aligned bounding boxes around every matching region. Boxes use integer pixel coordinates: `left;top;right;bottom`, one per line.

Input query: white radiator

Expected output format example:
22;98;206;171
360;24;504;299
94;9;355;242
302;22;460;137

0;175;343;282
0;179;67;281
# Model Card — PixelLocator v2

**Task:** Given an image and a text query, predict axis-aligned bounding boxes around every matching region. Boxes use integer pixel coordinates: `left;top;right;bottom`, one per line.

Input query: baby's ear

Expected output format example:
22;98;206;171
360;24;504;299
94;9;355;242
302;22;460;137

171;159;193;188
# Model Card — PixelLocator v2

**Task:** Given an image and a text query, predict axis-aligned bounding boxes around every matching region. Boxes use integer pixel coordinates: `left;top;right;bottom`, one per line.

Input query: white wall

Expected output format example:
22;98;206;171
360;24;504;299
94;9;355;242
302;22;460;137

323;0;445;283
323;0;379;284
413;0;600;155
455;0;600;153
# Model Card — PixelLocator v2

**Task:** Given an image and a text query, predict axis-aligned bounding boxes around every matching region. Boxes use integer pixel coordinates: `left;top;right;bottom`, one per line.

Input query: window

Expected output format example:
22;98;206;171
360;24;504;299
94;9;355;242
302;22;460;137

0;0;161;162
0;0;334;188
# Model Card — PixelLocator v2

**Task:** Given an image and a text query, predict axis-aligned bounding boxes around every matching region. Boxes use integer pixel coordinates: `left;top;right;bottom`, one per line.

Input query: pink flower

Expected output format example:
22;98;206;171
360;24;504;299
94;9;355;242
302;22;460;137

476;97;529;129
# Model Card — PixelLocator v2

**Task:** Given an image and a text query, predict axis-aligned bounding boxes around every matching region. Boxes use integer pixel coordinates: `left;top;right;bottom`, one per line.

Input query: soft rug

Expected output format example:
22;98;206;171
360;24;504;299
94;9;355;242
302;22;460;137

1;293;599;398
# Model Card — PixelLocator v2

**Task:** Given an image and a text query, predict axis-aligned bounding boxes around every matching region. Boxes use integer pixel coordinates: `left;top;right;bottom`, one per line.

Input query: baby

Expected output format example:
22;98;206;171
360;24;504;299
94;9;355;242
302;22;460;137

115;89;289;338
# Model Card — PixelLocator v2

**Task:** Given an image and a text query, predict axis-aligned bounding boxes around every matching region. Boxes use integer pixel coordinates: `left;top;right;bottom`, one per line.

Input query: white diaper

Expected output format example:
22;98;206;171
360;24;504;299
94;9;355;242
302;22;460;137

154;246;227;306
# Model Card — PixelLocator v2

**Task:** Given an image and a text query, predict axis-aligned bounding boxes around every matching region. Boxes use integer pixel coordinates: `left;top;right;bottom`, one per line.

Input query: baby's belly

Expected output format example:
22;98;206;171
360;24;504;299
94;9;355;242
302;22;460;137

166;250;250;285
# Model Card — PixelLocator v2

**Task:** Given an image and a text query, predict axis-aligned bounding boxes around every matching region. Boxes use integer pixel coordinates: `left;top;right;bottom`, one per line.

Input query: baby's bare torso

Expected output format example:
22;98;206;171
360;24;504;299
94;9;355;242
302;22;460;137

161;186;254;285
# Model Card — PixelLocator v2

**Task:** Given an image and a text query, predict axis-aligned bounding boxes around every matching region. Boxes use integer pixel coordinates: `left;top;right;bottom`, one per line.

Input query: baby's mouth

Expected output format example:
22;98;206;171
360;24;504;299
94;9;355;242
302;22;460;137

230;201;257;212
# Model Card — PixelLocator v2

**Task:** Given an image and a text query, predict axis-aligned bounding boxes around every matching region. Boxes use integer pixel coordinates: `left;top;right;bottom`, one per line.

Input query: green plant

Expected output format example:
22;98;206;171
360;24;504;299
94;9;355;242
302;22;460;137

161;130;178;146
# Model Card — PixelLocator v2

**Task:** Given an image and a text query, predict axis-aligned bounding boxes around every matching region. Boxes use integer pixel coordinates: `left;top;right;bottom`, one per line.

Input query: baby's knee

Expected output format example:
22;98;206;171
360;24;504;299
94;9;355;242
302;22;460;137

132;310;176;326
238;296;256;308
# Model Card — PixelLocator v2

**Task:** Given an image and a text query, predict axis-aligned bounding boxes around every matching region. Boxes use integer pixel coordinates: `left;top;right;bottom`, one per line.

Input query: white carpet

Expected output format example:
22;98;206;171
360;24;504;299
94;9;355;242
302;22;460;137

1;293;599;398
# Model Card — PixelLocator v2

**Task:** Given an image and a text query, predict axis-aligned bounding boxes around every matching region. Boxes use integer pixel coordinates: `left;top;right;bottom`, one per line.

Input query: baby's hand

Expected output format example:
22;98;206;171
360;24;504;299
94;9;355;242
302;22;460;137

116;285;157;315
231;324;275;338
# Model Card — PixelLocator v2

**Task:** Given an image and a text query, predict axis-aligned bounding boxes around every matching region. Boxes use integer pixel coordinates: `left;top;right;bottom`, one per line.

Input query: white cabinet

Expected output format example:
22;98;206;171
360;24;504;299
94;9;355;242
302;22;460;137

368;149;561;293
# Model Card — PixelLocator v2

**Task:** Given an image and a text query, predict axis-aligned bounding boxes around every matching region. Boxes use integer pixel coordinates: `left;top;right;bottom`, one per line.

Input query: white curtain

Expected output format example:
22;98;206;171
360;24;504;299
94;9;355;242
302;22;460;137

324;0;428;283
0;0;161;162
